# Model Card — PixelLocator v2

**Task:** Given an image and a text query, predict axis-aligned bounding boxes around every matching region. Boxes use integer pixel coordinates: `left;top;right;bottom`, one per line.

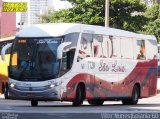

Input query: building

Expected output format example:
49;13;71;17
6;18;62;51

0;0;16;38
29;0;48;24
25;0;71;24
16;0;72;26
15;0;47;26
15;0;47;25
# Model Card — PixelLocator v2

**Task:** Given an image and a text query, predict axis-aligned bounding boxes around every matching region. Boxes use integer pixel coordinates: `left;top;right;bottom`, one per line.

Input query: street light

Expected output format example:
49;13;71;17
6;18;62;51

105;0;109;27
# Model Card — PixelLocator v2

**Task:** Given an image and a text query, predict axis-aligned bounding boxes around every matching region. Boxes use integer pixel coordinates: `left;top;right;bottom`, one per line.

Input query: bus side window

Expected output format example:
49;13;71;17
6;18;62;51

61;49;75;75
60;33;79;75
145;40;157;60
136;40;146;60
103;36;121;58
67;49;75;69
78;33;93;61
120;37;134;59
93;34;103;58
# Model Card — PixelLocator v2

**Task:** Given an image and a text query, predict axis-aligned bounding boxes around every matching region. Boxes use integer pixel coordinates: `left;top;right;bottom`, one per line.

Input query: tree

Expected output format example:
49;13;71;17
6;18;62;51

109;0;147;32
67;0;86;4
41;0;147;32
143;4;160;42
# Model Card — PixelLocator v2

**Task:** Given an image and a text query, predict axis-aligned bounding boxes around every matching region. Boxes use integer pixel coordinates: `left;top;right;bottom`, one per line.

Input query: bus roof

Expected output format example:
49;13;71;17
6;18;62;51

16;23;156;41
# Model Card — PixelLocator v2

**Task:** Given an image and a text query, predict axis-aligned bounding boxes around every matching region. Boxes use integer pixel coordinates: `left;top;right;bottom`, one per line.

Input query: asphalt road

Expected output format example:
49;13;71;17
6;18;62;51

0;94;160;119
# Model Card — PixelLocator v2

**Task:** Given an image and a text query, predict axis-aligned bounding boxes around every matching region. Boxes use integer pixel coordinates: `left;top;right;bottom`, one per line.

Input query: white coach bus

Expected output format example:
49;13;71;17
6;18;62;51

3;23;157;106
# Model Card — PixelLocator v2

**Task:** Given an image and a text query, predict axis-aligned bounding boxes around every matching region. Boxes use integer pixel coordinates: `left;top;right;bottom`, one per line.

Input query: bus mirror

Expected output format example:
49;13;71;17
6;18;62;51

57;42;71;59
1;43;12;61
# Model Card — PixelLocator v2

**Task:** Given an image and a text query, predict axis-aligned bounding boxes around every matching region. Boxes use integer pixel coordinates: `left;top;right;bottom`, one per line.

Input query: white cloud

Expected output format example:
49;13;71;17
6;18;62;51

48;0;72;11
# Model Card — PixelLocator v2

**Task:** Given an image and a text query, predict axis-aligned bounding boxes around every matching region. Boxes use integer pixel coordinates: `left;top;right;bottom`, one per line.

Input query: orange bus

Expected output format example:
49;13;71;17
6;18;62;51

0;36;14;99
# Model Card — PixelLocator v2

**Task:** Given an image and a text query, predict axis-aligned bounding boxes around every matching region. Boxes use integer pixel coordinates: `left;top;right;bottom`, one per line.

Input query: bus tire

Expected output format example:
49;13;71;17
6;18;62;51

88;99;104;106
4;85;9;99
31;100;38;107
72;85;84;106
122;85;139;105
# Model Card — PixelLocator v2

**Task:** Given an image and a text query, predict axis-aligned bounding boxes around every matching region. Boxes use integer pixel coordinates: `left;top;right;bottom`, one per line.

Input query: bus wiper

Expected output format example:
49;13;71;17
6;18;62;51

40;72;59;79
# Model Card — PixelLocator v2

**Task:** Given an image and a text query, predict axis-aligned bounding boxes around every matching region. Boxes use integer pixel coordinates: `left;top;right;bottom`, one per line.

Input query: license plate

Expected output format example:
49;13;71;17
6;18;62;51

27;93;35;97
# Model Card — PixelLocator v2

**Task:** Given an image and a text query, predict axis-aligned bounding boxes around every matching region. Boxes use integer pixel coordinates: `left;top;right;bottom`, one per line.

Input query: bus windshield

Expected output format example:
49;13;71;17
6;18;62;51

9;38;62;81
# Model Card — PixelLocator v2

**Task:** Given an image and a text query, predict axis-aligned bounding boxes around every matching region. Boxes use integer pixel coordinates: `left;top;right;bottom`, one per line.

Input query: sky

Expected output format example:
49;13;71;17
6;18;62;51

48;0;72;11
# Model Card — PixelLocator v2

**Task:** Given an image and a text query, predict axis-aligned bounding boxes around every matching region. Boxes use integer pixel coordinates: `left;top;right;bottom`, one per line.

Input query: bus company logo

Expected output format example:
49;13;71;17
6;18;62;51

2;2;27;12
99;60;126;73
37;39;58;44
23;83;32;87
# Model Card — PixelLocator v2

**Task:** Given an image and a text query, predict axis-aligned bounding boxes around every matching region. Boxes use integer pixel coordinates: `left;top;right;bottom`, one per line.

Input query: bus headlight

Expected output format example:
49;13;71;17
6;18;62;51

10;83;15;88
50;83;58;88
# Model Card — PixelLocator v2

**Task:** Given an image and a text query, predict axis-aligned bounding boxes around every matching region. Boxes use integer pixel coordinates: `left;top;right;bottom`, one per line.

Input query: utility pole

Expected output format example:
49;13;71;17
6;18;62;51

105;0;109;27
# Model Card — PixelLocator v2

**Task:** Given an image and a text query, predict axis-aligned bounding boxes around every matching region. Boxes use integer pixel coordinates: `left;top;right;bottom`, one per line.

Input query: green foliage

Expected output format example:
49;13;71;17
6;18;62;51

40;14;52;23
109;0;147;31
45;0;105;25
41;0;147;32
67;0;86;4
143;4;160;42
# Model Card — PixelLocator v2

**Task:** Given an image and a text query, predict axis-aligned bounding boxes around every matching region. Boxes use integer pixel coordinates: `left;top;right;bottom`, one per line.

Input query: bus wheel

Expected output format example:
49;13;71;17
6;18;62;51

72;85;84;106
31;100;38;107
122;85;139;105
88;99;104;106
4;85;9;99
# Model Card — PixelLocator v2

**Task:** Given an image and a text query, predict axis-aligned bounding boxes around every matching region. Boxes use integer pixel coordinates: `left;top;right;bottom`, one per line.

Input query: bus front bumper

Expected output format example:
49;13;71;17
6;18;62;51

8;86;61;101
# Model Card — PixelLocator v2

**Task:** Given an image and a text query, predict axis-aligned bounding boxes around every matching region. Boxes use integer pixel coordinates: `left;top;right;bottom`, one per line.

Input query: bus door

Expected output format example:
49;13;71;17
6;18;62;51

77;33;95;99
92;34;107;98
